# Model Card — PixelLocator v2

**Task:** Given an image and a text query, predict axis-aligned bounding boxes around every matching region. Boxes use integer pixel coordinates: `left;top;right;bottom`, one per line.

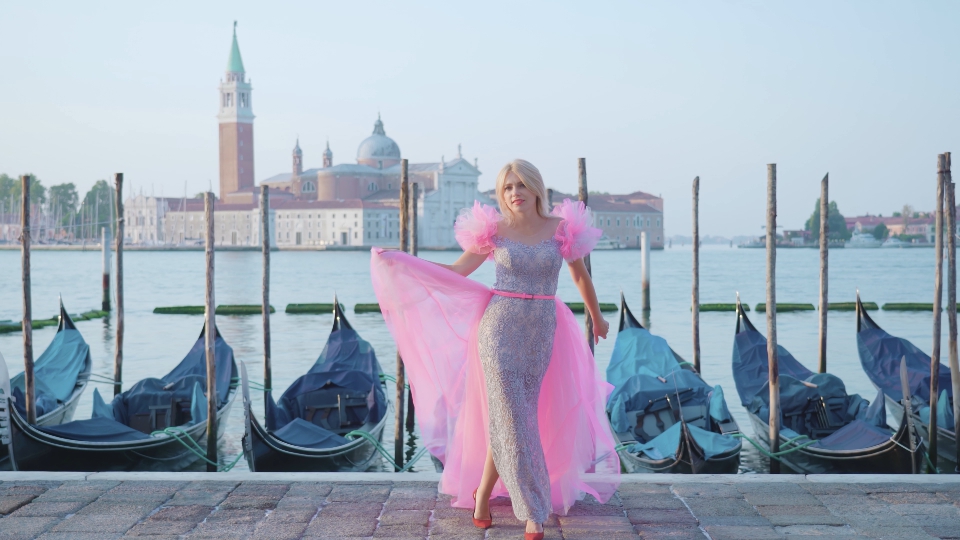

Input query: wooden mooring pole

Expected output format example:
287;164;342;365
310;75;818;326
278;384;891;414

691;177;700;373
641;232;650;321
101;226;111;311
766;164;781;474
113;173;124;396
818;174;829;374
261;186;272;413
204;192;218;472
946;154;960;472
405;182;418;433
395;159;409;470
930;154;945;473
578;158;594;354
20;175;36;425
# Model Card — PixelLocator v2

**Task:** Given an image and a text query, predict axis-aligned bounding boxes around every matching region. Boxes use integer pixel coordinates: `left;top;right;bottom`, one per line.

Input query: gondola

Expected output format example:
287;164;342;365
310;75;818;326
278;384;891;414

856;295;956;470
6;324;237;471
732;300;923;474
1;301;92;469
606;294;742;474
241;300;388;472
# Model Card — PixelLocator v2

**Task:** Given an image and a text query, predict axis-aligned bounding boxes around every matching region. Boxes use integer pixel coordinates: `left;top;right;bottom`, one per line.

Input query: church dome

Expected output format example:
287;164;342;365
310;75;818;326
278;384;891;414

357;114;400;168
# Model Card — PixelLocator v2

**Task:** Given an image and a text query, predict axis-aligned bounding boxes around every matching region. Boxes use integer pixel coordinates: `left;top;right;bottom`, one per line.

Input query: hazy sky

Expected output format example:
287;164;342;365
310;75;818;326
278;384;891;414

2;1;958;236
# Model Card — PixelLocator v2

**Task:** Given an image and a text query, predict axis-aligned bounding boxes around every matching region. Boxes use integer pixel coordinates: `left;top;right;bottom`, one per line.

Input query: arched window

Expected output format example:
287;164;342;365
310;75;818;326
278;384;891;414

302;181;316;193
368;182;377;192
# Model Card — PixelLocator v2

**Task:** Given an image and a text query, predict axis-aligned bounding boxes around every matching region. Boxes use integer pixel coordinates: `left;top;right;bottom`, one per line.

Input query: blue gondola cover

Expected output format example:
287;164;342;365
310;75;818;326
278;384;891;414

262;318;386;449
857;318;953;402
11;326;90;417
628;422;740;460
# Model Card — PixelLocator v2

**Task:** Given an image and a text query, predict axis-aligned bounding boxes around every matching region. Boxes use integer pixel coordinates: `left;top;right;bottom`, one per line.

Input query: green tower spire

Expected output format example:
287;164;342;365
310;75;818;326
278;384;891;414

226;21;245;73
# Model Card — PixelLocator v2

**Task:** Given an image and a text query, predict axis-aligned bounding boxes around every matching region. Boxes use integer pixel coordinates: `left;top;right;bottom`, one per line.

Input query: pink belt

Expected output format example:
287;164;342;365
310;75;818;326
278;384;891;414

492;289;555;300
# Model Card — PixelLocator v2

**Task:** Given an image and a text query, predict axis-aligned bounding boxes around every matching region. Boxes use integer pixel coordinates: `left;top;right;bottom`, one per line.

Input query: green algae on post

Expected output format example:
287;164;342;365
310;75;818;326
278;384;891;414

696;303;747;312
882;303;939;311
755;303;815;313
286;303;346;314
827;302;878;311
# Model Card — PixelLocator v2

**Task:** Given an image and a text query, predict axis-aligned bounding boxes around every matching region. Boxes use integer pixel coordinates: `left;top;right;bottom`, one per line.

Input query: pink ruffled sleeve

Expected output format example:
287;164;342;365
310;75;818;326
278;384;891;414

454;202;501;259
551;199;602;262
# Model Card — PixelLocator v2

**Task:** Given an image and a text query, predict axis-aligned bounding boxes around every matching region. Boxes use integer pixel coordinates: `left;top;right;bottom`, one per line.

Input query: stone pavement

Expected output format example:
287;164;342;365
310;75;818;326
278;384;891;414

1;472;959;539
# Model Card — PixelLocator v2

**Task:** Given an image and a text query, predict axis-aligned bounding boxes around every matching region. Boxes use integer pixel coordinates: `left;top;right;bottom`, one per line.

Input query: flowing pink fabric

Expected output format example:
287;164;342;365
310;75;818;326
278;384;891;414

370;247;620;516
552;199;602;262
454;202;501;260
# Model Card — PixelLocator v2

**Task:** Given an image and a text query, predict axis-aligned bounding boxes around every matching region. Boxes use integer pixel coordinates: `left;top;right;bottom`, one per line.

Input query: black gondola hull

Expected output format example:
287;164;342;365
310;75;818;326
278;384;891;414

617;436;741;474
243;412;385;473
7;376;237;472
883;395;957;471
240;300;390;473
744;410;923;474
0;369;89;470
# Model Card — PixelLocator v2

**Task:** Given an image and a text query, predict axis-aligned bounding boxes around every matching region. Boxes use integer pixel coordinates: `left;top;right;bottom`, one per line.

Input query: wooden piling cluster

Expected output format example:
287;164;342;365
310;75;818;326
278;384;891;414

406;182;418;433
20;175;36;424
578;158;594;353
395;159;409;469
818;174;829;374
113;173;124;397
692;177;700;373
930;154;946;472
946;153;960;471
204;192;218;472
261;186;272;413
766;164;781;474
101;227;111;312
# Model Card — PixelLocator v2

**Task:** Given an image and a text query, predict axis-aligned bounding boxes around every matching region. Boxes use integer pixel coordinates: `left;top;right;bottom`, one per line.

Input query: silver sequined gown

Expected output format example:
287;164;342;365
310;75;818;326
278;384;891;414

477;235;563;523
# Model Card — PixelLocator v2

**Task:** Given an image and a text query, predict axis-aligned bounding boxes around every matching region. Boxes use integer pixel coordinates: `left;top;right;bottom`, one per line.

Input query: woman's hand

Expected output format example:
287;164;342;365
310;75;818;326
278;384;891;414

592;315;610;344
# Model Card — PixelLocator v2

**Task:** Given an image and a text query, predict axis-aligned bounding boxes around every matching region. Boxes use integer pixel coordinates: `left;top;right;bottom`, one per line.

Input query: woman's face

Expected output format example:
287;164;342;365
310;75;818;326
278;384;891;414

501;172;536;214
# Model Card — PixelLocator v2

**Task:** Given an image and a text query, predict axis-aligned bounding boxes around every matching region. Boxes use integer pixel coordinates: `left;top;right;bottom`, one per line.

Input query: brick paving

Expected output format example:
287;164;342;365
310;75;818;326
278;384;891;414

0;474;959;539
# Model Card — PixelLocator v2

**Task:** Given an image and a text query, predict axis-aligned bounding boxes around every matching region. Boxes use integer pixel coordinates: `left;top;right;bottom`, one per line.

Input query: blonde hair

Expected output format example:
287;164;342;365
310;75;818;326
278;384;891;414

495;159;550;222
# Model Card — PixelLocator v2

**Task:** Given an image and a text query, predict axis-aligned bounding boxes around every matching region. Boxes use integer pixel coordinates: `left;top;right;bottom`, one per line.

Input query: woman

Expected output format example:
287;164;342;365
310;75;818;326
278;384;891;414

371;159;620;539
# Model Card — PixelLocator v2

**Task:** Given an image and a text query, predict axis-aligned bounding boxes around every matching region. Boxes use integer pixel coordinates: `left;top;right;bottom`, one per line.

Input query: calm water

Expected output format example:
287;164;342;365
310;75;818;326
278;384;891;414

0;246;949;472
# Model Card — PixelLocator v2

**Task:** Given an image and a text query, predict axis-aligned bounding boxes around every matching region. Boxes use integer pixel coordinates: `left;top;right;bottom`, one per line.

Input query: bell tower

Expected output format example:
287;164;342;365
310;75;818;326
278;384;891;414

323;141;333;168
293;139;303;177
218;21;255;199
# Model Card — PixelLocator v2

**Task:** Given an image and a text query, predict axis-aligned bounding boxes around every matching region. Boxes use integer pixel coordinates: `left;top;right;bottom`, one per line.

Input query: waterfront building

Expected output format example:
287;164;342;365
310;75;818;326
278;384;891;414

261;121;484;248
159;197;396;248
545;190;665;249
271;200;399;247
124;195;200;245
845;214;936;243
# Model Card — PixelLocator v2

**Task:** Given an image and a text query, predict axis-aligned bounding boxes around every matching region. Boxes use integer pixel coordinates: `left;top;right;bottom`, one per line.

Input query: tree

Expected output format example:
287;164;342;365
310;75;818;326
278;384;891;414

873;223;888;240
901;204;913;235
0;174;46;207
48;183;79;227
78;180;116;239
804;198;851;241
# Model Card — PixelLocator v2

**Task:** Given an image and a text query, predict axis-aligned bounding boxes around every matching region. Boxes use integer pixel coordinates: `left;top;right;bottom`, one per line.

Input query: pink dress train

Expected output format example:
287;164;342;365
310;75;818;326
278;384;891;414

369;199;619;518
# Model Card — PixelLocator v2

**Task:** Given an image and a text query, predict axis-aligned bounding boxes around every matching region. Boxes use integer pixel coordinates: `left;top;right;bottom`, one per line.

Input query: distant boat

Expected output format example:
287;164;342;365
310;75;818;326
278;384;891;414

846;232;882;248
738;237;765;249
595;236;623;250
881;237;907;248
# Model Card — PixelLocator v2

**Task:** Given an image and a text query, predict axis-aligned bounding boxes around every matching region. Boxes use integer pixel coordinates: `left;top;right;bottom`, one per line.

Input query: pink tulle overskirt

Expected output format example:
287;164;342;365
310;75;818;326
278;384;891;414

370;248;620;515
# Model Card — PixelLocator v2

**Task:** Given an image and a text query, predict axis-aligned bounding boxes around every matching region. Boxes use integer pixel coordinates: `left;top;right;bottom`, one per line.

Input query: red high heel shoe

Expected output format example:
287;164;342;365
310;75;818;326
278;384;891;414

524;533;544;540
472;488;492;529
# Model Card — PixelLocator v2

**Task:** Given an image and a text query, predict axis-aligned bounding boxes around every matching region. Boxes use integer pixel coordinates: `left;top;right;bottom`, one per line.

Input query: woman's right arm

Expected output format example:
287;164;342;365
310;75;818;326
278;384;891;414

430;250;488;277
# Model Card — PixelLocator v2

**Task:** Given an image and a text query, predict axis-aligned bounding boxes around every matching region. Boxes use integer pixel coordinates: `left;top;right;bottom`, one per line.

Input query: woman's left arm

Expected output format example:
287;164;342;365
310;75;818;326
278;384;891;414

567;258;609;344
